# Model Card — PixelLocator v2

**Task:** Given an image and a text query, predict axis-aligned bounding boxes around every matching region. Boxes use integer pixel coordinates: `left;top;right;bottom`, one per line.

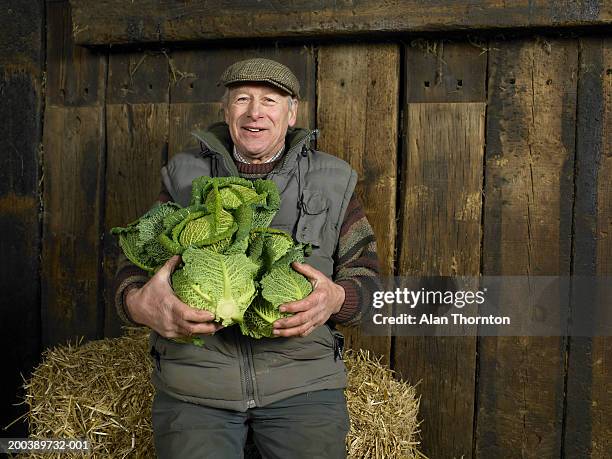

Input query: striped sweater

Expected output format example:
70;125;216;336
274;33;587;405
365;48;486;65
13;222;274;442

113;157;380;327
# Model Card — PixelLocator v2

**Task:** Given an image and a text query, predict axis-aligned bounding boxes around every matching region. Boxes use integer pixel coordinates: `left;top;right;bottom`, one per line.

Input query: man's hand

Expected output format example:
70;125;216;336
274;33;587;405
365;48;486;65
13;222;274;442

125;255;222;339
272;261;345;337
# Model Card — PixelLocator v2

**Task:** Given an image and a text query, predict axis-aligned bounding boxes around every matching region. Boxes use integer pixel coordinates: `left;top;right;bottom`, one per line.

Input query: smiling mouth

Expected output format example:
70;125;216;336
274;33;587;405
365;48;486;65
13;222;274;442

242;127;266;133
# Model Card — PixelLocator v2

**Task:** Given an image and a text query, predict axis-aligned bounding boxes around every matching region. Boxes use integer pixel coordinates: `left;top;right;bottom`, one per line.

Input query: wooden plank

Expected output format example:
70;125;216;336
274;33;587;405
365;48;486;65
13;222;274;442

42;0;106;346
476;37;578;458
405;39;488;103
395;102;485;458
0;0;44;437
41;105;105;346
564;36;612;459
394;40;487;458
103;51;169;336
168;45;315;157
47;0;105;106
69;0;612;46
316;43;400;364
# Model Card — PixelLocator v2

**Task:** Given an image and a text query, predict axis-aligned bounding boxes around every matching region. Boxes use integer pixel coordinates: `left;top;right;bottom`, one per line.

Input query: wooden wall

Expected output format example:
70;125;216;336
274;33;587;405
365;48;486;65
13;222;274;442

1;1;610;457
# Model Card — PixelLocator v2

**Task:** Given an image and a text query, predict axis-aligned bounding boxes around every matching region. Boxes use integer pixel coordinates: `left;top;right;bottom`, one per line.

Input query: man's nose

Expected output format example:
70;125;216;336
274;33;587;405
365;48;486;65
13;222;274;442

246;100;262;118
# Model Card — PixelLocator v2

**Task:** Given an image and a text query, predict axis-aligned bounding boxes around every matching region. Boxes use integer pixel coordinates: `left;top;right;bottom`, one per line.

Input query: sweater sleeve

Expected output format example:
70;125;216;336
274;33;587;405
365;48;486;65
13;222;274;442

112;186;173;326
329;193;381;326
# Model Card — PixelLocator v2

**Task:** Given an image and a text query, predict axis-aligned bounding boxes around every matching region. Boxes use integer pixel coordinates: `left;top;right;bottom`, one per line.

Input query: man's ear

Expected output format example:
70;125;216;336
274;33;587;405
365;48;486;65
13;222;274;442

288;99;298;127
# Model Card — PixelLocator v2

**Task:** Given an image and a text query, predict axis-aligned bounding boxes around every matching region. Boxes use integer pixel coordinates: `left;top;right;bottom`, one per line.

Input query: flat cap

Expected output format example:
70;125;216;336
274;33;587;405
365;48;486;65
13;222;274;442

219;58;300;98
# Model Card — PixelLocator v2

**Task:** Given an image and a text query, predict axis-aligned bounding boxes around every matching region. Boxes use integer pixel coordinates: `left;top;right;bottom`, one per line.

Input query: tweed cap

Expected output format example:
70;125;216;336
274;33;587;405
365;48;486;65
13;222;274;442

219;58;300;98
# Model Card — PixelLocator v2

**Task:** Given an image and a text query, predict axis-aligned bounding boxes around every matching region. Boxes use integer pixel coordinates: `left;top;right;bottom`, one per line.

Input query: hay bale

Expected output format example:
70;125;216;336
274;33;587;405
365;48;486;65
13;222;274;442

20;329;424;458
344;350;425;459
20;329;154;459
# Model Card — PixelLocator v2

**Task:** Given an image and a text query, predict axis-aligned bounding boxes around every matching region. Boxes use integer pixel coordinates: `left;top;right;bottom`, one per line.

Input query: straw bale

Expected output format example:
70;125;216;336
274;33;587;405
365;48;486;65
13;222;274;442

17;329;424;458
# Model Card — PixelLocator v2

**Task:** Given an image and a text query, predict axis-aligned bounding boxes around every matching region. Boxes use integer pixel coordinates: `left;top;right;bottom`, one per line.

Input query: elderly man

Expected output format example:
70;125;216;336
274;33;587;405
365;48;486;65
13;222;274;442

113;58;379;459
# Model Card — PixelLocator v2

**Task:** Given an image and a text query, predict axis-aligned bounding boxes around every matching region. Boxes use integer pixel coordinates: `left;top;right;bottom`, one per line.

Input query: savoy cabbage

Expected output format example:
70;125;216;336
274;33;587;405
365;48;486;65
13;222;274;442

111;176;313;341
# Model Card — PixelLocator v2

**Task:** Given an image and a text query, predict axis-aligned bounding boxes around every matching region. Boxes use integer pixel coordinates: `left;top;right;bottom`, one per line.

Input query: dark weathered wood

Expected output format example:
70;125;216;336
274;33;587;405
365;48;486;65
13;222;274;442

476;37;578;458
41;106;105;346
42;0;106;346
107;51;169;105
394;40;487;458
103;51;169;336
564;36;612;459
395;102;485;458
317;44;400;365
0;0;44;437
47;0;105;106
168;46;315;156
406;39;488;103
69;0;612;46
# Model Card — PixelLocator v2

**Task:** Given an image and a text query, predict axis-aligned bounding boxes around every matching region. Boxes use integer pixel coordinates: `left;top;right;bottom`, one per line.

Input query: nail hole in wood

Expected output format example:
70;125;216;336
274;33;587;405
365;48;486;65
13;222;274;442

509;78;516;84
457;79;463;88
546;79;552;85
424;81;430;88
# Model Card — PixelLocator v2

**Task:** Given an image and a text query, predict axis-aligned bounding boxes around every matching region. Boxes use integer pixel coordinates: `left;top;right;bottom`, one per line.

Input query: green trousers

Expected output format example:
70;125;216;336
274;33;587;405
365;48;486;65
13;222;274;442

152;389;350;459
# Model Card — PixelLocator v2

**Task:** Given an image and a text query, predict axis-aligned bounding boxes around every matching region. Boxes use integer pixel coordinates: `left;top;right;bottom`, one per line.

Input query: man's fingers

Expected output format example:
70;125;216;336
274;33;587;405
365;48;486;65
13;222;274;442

178;319;223;336
176;304;216;323
274;310;313;330
278;296;317;314
274;323;316;338
291;261;321;280
158;255;182;277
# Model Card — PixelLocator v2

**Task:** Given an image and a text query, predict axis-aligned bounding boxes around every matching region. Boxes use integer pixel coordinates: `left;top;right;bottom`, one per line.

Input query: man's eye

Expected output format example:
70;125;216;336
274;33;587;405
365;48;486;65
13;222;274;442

235;97;249;103
263;98;277;104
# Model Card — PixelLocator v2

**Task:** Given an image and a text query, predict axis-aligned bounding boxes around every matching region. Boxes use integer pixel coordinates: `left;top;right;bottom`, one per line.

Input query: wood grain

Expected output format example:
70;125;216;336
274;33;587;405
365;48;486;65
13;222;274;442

69;0;612;46
103;104;168;336
395;102;485;458
564;36;612;459
103;50;169;336
47;0;105;106
317;43;400;364
0;0;44;437
42;0;106;346
41;106;105;346
476;37;578;458
405;39;488;103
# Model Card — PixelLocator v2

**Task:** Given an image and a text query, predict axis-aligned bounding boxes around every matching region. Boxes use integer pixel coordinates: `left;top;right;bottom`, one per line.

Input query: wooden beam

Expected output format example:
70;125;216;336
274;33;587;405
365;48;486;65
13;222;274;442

317;43;400;365
0;0;44;437
394;40;487;458
69;0;612;46
42;0;106;346
395;102;485;458
103;51;170;337
564;36;612;459
476;36;578;458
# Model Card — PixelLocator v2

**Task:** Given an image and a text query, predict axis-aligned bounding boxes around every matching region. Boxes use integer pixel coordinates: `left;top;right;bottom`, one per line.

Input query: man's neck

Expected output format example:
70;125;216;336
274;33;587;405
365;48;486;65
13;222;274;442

233;145;285;164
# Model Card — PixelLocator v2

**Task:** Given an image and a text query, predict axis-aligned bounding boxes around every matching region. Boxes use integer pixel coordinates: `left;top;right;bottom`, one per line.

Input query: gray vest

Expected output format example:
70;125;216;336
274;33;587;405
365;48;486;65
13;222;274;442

150;123;357;411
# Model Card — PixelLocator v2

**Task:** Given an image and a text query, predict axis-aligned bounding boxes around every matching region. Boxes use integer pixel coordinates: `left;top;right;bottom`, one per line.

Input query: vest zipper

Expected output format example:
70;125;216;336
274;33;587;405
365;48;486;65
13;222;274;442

237;329;256;409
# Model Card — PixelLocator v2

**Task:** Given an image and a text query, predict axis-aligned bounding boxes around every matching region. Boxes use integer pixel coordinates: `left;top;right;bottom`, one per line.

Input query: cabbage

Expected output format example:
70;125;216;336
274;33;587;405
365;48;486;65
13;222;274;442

241;264;313;339
111;176;312;342
110;202;181;273
172;247;259;326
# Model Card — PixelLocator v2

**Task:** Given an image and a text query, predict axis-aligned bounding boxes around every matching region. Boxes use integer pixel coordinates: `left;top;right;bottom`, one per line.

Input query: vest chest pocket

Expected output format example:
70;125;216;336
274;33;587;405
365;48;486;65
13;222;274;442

296;189;329;247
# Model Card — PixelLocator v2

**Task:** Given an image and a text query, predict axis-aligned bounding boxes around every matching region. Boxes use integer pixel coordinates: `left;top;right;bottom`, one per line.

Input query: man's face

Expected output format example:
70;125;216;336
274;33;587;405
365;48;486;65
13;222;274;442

224;84;297;163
